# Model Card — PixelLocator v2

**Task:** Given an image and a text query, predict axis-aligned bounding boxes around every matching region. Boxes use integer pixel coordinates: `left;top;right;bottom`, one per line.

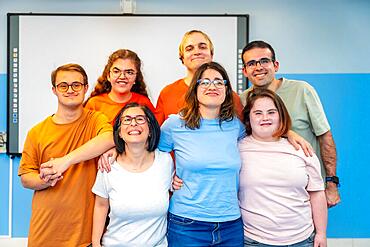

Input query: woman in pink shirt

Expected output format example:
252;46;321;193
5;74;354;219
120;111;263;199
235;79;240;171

239;89;327;247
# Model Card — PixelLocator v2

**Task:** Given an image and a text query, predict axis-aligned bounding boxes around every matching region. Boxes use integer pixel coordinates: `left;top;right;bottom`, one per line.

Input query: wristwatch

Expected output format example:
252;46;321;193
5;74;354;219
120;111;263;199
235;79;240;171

325;176;340;186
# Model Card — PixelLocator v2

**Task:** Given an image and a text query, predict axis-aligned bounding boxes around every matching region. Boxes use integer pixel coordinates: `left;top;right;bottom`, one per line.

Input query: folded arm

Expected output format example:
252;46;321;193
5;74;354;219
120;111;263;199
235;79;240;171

40;131;114;180
21;172;62;191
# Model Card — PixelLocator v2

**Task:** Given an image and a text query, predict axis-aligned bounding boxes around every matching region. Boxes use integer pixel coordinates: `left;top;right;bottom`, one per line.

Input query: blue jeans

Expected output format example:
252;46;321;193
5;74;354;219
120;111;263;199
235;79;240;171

243;232;315;247
167;213;243;247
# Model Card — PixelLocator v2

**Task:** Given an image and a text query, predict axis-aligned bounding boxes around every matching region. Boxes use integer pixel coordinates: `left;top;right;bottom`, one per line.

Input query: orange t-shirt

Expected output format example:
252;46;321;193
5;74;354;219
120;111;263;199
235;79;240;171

18;109;112;247
85;92;155;124
155;78;244;125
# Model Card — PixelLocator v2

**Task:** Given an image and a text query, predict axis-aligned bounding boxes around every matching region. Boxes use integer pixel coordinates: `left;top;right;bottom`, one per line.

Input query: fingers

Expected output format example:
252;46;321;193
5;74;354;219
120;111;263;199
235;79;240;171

291;140;300;151
48;175;63;187
48;173;62;181
97;152;115;173
40;167;56;180
172;180;183;190
98;155;109;172
172;175;183;190
298;140;313;157
306;143;314;156
40;163;53;169
302;145;311;157
327;197;340;208
43;174;52;182
325;186;341;208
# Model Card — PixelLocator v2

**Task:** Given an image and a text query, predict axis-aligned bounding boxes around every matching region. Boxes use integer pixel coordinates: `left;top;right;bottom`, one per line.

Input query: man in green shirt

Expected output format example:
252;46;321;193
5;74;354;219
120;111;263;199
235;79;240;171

239;40;340;208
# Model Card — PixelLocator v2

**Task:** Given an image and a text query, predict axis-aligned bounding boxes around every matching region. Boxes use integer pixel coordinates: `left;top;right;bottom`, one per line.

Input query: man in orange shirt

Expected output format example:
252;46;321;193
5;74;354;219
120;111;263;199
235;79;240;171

156;30;243;125
18;64;114;247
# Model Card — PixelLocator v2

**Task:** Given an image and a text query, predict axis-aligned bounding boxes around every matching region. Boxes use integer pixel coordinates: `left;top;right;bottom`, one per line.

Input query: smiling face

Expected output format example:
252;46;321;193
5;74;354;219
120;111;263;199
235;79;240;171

197;68;226;110
242;47;279;88
107;58;137;96
119;107;149;146
249;97;280;142
52;70;88;108
181;32;213;73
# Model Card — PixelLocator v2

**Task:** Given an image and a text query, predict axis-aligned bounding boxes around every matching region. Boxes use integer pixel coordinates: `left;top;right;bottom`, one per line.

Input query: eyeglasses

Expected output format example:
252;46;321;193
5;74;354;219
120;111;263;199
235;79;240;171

244;58;274;69
110;68;137;79
55;82;86;93
121;115;147;125
197;79;227;89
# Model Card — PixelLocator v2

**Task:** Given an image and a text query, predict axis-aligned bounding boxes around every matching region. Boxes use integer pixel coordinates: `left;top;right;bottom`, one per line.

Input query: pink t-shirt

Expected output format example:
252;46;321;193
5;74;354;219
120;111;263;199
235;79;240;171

238;136;324;245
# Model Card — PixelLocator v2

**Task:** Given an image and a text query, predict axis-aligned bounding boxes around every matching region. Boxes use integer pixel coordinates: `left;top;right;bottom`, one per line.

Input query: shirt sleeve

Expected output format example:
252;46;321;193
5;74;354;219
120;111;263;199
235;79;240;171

304;84;330;136
306;154;325;191
155;92;165;126
94;112;113;135
92;170;109;198
158;116;175;152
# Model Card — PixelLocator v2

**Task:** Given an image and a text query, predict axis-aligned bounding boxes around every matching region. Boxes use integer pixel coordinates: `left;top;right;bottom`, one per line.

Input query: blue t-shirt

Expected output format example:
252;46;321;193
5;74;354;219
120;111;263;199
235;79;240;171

159;114;245;222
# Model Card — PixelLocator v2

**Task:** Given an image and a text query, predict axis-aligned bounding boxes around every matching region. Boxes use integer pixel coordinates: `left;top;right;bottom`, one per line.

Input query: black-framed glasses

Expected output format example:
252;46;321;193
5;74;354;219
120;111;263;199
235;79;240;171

244;57;274;69
197;79;227;89
121;115;147;125
110;68;137;79
55;82;86;93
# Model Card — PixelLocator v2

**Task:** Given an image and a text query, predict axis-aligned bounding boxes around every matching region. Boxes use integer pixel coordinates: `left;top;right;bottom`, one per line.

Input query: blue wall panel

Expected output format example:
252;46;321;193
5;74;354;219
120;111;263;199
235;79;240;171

0;154;9;235
11;156;32;237
278;73;370;237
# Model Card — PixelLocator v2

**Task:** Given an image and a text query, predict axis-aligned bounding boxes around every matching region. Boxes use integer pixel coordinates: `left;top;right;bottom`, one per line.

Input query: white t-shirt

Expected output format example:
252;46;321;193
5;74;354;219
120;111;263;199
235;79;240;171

92;149;174;247
238;136;324;245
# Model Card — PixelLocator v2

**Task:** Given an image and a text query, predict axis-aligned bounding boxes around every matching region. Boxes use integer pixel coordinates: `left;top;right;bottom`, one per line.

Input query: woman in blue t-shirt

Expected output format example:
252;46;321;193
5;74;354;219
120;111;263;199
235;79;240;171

159;61;245;246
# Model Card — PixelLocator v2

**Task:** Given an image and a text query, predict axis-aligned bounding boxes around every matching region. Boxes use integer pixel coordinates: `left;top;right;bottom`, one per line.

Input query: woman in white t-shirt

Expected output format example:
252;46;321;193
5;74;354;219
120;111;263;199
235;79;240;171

91;102;173;247
239;89;327;247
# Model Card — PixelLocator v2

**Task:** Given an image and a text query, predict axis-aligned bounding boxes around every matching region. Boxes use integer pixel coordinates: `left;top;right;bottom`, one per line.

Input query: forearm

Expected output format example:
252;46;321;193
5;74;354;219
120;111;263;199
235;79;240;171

318;131;337;176
309;190;327;235
92;196;109;246
65;131;115;168
21;172;50;191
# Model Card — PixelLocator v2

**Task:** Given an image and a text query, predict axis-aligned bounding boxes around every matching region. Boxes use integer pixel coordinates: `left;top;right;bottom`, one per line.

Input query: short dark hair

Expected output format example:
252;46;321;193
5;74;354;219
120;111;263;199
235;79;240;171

180;61;235;129
243;88;291;138
113;102;160;154
241;40;276;65
51;63;88;87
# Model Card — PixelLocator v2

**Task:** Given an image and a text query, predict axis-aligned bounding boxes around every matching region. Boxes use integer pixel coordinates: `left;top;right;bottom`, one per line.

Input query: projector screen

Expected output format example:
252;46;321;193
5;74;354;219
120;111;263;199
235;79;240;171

7;13;249;155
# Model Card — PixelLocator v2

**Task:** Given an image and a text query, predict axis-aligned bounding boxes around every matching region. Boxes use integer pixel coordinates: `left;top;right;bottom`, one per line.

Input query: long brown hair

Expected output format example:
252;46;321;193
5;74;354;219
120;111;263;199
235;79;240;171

180;62;235;129
85;49;148;103
243;88;291;138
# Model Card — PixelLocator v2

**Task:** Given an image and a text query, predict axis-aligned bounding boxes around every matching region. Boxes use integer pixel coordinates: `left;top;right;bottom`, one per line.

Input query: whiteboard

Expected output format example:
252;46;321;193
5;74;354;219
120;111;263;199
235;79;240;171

7;14;248;154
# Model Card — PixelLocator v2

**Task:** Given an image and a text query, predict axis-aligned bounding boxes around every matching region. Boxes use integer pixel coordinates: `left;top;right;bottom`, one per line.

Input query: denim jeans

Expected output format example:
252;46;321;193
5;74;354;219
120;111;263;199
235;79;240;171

167;213;244;247
243;232;315;247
